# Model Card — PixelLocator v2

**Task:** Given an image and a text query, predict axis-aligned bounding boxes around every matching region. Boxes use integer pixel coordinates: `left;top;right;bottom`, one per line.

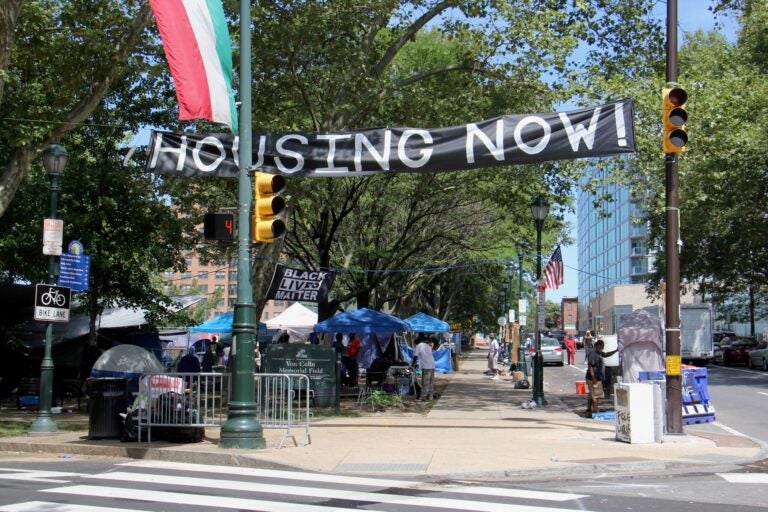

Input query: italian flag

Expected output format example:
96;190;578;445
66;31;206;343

149;0;238;132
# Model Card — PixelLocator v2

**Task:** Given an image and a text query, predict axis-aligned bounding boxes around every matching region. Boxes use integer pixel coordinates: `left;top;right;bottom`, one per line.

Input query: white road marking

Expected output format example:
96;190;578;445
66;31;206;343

120;460;587;501
0;502;135;512
718;473;768;484
85;472;594;512
0;469;81;483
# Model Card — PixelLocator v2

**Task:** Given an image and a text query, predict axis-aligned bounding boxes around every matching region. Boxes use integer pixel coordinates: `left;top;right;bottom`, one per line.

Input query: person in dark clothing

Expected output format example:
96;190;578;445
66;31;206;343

178;348;201;373
585;339;617;414
201;343;216;373
366;356;397;388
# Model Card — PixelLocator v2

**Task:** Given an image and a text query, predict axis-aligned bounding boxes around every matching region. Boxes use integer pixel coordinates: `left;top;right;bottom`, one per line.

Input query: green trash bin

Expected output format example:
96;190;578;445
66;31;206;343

87;377;128;439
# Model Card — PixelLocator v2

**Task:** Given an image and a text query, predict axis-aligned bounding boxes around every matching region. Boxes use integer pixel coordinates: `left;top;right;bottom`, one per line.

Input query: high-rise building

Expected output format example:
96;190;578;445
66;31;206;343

576;167;653;335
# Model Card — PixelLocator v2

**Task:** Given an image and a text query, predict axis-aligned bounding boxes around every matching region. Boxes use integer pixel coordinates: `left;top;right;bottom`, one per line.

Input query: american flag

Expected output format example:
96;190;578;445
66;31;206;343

543;245;564;290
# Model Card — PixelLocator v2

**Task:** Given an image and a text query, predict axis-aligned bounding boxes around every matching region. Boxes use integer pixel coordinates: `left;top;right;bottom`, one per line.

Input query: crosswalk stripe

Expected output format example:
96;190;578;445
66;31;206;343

0;469;81;483
0;502;136;512
717;473;768;484
85;472;595;512
42;485;380;512
121;460;586;501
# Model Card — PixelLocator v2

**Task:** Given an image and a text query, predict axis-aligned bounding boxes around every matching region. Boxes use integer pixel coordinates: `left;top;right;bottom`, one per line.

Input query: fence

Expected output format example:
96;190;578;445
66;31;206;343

255;373;312;449
135;372;227;443
133;372;312;448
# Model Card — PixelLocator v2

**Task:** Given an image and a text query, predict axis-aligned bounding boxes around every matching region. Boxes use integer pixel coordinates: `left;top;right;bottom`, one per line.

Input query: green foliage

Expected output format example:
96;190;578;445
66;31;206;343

366;390;403;409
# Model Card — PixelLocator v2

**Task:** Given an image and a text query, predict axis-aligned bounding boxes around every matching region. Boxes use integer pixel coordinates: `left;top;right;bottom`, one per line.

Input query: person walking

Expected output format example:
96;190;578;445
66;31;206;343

487;333;500;379
582;331;594;362
585;339;618;415
564;334;577;366
413;336;436;401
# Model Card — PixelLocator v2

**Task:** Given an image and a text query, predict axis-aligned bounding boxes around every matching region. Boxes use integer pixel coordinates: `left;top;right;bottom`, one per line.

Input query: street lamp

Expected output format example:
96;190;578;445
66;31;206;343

516;242;526;373
531;196;549;406
30;144;69;434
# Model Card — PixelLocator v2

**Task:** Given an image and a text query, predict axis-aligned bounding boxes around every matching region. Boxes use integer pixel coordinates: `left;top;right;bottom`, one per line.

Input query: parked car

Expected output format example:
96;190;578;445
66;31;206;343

713;330;736;345
528;336;565;366
747;341;768;371
719;336;760;366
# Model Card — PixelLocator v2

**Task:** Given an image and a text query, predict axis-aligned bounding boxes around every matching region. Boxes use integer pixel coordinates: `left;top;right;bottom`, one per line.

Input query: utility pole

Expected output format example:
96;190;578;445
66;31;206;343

665;0;683;434
219;0;265;449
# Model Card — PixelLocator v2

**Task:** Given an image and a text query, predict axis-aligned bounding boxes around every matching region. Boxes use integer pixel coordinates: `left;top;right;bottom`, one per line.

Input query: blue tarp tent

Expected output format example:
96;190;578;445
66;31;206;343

189;312;233;333
314;308;410;334
404;312;449;332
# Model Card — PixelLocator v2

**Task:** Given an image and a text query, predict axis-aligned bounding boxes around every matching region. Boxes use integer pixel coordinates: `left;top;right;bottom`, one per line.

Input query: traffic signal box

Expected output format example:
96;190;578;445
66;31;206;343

662;86;688;153
252;171;286;243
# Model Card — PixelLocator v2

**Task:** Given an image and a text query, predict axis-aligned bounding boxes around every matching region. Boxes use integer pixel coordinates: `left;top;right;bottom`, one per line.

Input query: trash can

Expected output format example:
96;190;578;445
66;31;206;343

87;377;128;439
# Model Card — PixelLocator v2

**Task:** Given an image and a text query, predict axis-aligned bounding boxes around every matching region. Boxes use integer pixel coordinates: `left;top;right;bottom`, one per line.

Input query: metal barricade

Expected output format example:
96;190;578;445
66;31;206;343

135;372;227;443
255;373;312;449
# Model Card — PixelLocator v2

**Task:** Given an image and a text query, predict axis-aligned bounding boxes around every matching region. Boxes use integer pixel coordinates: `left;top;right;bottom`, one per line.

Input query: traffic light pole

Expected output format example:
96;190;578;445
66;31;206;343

219;0;265;449
665;0;683;435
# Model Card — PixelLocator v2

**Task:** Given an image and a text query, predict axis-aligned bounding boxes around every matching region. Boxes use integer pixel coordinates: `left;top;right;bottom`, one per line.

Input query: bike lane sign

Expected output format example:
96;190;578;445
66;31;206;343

34;284;71;322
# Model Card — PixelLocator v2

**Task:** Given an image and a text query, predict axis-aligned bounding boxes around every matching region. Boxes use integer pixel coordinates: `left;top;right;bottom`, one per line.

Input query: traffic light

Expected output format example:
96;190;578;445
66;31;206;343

662;86;688;153
203;213;235;241
252;171;286;242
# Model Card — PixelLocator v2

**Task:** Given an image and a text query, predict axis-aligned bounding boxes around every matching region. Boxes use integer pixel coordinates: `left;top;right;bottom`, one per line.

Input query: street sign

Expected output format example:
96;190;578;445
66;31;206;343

497;316;507;326
508;309;515;323
34;284;71;322
42;219;64;256
58;253;90;291
518;299;527;315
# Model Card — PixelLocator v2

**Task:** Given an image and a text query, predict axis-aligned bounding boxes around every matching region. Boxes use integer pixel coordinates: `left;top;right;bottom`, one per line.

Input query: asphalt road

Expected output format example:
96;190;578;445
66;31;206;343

0;457;767;512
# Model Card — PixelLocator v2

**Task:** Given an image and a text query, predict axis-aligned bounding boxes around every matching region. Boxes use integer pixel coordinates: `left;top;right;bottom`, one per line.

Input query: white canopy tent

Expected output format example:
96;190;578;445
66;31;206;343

264;302;318;341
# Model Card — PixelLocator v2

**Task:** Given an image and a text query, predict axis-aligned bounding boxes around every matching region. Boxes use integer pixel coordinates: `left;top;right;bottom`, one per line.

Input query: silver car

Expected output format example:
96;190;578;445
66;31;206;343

527;336;565;366
747;341;768;371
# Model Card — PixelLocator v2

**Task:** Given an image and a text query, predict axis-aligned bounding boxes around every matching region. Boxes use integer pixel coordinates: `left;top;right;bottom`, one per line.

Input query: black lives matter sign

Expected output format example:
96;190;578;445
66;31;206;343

266;264;336;303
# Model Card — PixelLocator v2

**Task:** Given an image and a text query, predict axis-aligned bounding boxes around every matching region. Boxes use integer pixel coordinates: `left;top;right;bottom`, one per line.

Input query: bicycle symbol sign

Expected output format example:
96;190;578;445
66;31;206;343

34;284;71;322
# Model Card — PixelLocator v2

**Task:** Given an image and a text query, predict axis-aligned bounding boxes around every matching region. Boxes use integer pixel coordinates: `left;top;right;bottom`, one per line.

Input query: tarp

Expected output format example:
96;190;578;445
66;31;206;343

399;342;452;374
265;302;318;340
618;309;664;383
313;308;410;334
189;312;233;333
404;312;449;333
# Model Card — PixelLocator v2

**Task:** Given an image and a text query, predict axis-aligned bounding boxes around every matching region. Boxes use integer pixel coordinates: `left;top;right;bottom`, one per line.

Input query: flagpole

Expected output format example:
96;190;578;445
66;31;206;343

219;0;265;449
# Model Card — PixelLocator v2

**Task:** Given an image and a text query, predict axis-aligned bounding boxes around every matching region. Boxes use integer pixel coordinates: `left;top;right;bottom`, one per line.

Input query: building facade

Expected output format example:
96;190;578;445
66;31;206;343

577;167;654;334
162;251;290;321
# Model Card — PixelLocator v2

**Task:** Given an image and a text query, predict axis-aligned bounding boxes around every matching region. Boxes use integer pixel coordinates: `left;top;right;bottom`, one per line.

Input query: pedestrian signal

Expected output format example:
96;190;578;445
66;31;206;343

662;86;688;153
252;172;286;243
203;213;235;241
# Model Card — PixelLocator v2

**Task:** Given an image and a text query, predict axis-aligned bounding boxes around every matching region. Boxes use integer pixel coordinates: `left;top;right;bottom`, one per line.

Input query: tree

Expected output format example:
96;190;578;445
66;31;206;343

0;0;157;218
245;1;663;319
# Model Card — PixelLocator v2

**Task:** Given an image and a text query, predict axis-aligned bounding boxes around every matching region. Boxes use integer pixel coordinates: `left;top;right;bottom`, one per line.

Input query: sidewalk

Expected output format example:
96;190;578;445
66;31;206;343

1;350;765;481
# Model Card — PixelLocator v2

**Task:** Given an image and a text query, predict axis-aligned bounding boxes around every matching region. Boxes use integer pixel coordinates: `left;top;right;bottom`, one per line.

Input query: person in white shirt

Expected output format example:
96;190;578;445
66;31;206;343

487;333;500;379
413;335;436;401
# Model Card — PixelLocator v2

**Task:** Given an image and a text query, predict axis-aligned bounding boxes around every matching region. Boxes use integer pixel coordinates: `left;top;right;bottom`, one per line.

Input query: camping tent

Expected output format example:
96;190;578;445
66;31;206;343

313;308;410;334
265;302;318;340
404;312;449;332
618;309;664;383
90;344;166;400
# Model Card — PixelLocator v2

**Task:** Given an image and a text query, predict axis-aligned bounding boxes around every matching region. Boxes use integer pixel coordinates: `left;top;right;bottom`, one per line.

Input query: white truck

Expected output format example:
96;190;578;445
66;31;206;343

642;303;714;366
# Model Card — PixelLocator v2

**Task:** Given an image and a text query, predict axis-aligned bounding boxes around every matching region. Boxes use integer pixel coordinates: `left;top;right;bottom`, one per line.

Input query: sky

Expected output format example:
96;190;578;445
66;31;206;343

545;0;738;303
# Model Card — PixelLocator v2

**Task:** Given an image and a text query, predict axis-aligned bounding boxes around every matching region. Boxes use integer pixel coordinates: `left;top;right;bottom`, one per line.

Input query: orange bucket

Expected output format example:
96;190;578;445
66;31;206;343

575;381;587;395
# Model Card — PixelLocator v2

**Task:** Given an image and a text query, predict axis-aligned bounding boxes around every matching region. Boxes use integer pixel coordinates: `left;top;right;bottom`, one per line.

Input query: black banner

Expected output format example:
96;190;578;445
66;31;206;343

146;100;635;177
266;265;336;303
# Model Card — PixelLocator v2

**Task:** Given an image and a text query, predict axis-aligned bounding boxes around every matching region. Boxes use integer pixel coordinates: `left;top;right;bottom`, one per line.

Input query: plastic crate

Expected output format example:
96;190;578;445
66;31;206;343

682;367;710;405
